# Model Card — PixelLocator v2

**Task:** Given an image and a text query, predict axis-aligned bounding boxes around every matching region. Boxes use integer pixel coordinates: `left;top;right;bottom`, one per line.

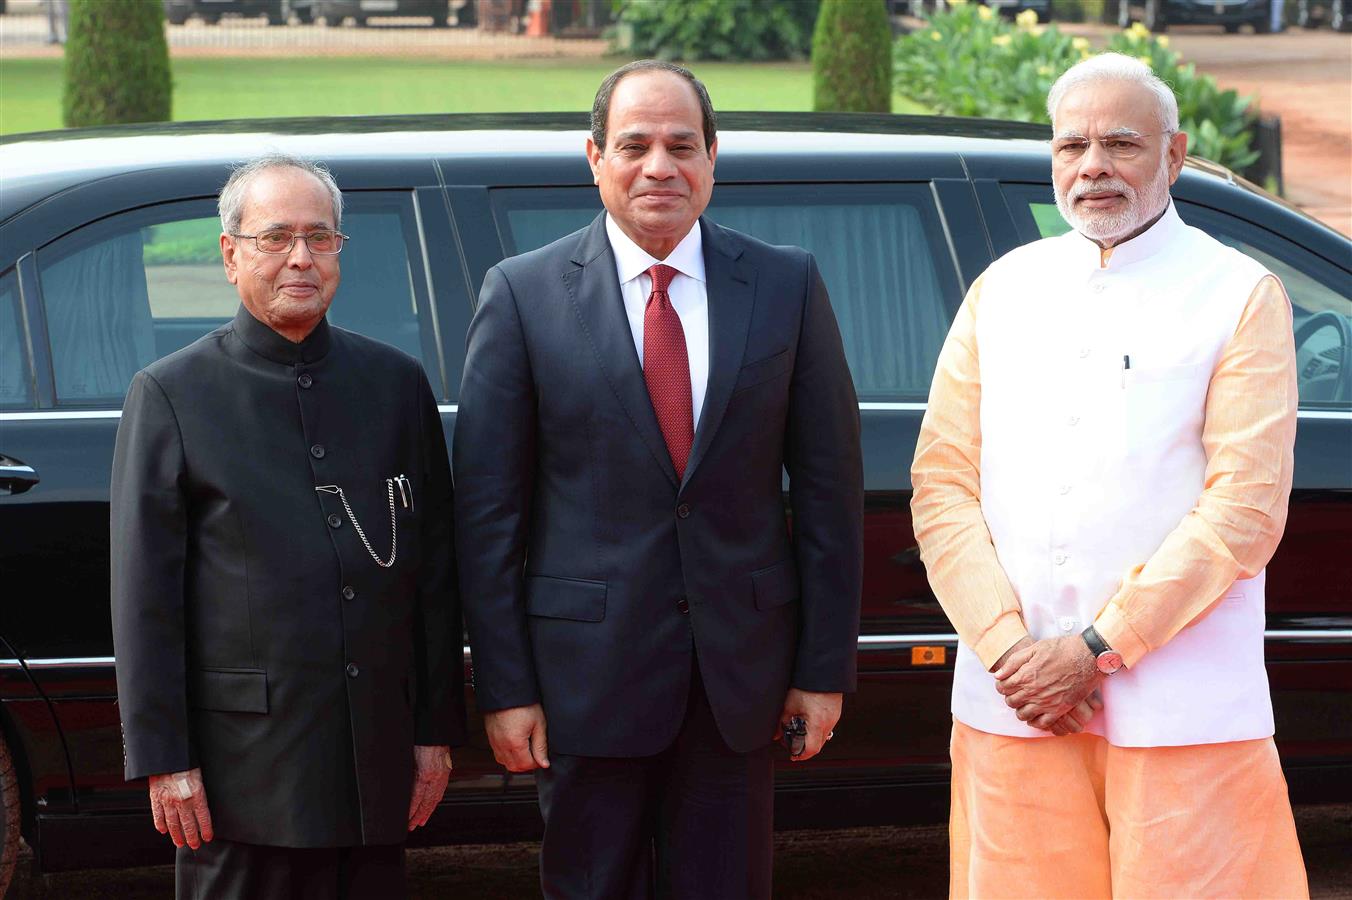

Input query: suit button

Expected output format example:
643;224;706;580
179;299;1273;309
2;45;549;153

676;503;690;519
327;513;342;528
676;597;690;614
298;373;313;389
342;585;356;600
310;444;326;459
346;663;359;678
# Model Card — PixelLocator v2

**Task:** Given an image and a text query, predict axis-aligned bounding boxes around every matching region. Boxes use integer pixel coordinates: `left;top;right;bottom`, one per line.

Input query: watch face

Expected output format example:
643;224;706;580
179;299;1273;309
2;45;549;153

1097;651;1124;675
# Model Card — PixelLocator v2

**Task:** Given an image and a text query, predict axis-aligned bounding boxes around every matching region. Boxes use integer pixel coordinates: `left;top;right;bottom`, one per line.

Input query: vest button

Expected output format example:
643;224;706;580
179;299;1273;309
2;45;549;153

327;513;342;528
310;444;326;459
1093;283;1106;293
676;504;691;519
1067;415;1080;426
677;597;690;614
298;373;313;389
346;663;359;678
1054;551;1068;566
342;585;356;600
1078;348;1091;358
1058;484;1072;495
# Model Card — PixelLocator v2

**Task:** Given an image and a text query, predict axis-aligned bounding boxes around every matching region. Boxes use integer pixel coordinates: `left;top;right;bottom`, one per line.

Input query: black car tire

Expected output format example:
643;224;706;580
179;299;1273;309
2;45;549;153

0;733;19;898
1224;20;1242;31
201;12;221;24
166;8;190;25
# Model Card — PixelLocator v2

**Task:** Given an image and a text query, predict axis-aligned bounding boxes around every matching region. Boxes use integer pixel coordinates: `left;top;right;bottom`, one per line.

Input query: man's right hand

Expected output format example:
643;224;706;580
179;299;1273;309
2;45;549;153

484;703;550;772
148;767;214;849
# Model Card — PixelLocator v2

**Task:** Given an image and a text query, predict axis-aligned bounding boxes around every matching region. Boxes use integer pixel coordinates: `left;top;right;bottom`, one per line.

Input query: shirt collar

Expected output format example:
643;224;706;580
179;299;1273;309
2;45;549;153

605;214;706;286
231;304;332;365
1068;199;1182;271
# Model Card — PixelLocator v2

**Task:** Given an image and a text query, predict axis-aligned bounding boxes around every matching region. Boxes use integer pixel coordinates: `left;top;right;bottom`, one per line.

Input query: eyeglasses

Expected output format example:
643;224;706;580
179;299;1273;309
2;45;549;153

232;229;349;255
1051;133;1172;162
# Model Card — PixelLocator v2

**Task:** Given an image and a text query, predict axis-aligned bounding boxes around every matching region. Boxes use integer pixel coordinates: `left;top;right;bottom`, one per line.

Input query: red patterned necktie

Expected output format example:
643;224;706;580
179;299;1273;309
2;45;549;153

642;264;694;479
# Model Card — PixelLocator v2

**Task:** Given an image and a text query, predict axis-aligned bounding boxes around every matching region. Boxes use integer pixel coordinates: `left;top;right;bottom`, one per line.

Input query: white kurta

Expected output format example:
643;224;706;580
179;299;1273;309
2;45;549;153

951;203;1277;747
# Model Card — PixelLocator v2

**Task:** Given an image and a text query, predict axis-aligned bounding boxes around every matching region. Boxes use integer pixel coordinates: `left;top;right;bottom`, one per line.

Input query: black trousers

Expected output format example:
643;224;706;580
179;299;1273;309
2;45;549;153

535;661;776;900
175;837;406;900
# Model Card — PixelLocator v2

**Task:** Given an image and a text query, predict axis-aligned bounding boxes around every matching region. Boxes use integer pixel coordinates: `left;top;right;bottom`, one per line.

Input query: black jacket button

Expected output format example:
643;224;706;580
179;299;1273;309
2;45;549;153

327;513;342;528
346;663;359;678
298;373;313;389
342;585;355;600
676;503;691;519
677;597;690;614
310;444;326;459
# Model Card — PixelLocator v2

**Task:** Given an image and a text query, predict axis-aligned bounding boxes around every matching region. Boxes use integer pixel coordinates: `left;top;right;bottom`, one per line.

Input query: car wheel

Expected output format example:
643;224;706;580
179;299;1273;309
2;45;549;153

201;12;220;24
0;733;20;898
354;15;368;26
166;9;189;25
1143;0;1167;30
1224;20;1241;31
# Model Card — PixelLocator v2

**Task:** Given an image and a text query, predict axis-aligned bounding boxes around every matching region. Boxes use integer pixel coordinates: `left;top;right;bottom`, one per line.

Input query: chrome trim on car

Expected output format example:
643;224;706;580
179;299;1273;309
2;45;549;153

5;407;1349;422
6;629;1349;672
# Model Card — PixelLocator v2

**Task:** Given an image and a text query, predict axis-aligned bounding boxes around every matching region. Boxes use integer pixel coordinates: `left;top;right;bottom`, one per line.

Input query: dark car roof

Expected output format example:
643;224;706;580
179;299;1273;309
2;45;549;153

0;111;1329;243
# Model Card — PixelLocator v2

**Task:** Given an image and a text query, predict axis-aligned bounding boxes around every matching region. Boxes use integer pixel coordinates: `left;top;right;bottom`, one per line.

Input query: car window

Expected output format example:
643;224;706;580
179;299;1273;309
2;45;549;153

0;268;34;407
489;184;962;401
1001;185;1352;409
34;194;441;406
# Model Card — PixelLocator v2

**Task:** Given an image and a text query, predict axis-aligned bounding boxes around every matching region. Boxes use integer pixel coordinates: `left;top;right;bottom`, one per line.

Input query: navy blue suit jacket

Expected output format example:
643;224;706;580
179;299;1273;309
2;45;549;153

454;213;863;756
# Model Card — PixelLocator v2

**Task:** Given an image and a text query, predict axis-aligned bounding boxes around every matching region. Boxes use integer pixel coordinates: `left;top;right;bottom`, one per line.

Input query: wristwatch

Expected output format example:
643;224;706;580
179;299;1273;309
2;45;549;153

1081;625;1123;675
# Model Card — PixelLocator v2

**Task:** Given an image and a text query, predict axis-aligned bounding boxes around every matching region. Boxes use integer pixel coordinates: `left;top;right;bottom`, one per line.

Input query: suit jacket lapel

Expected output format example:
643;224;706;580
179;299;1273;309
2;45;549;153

683;218;756;490
562;213;679;488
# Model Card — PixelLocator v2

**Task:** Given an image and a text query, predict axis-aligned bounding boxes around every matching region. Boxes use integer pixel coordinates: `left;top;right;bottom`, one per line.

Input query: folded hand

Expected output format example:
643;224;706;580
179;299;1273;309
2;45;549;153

408;745;452;831
993;635;1102;729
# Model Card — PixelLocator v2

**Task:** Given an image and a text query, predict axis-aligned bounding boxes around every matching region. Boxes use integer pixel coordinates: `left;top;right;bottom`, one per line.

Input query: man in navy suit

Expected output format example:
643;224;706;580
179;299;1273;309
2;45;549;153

454;60;863;900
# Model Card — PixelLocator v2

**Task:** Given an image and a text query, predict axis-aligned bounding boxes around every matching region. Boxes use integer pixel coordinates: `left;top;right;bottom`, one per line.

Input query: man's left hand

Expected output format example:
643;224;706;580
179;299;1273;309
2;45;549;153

776;689;842;762
408;745;451;831
993;635;1101;728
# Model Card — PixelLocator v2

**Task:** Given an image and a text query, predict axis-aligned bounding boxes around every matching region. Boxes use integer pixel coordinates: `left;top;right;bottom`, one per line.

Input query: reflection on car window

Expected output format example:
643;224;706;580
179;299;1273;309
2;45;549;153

0;269;33;408
490;184;961;401
1002;186;1352;409
35;196;437;406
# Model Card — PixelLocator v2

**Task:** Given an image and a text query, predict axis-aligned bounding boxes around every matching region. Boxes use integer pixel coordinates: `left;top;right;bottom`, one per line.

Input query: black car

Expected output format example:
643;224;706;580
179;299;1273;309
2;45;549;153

163;0;313;26
1111;0;1274;31
0;112;1348;881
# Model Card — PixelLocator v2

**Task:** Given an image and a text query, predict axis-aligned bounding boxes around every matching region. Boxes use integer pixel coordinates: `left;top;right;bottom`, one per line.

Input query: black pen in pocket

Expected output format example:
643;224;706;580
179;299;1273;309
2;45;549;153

1121;354;1131;389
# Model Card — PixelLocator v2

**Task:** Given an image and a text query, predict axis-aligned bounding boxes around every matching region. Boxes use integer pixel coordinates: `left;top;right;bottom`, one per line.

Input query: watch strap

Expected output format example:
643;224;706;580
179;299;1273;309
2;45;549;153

1081;624;1113;657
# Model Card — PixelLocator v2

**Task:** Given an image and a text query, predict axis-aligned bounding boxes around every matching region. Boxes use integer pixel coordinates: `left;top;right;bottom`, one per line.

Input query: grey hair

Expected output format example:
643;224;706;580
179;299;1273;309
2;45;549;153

218;153;343;235
1046;52;1180;135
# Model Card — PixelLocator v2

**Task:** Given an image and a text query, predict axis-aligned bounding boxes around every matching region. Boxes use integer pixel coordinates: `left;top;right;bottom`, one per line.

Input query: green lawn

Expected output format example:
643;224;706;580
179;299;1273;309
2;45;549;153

0;56;929;136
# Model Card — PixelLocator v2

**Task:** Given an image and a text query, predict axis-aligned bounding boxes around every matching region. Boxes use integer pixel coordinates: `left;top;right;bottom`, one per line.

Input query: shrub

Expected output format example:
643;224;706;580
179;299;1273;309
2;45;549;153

63;0;172;128
812;0;893;112
611;0;820;62
894;2;1260;171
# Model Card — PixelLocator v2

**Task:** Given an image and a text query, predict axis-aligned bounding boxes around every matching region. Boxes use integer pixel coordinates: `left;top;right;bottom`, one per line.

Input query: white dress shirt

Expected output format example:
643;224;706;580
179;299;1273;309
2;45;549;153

605;213;710;429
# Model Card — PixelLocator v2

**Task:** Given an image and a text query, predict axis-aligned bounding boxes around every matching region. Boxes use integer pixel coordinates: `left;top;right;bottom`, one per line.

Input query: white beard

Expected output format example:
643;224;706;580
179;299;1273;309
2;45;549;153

1055;155;1172;245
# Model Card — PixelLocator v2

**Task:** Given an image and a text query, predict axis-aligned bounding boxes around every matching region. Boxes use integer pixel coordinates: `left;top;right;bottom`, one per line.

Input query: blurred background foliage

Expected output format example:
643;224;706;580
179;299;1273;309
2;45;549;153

894;0;1259;171
812;0;893;112
610;0;820;61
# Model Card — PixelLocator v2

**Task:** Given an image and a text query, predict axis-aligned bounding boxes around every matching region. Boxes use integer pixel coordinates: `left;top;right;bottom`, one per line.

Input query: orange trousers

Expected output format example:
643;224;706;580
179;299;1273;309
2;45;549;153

949;720;1308;899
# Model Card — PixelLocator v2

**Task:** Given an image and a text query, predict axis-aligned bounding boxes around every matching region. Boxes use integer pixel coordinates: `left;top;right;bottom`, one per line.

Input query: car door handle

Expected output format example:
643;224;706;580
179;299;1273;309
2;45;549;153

0;454;39;496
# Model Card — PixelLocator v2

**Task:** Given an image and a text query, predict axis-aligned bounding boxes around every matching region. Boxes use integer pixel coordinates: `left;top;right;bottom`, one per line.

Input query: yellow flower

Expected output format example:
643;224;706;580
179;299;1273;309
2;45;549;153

1080;48;1092;59
977;3;994;20
1037;64;1053;76
1030;24;1044;35
1072;36;1090;51
1157;35;1170;47
1137;55;1152;68
991;33;1012;46
930;30;943;40
1128;21;1150;38
949;0;968;6
1016;8;1039;28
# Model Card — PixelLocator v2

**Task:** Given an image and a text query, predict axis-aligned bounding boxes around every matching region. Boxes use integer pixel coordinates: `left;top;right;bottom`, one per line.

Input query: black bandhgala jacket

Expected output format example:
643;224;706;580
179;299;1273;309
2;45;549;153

111;305;464;848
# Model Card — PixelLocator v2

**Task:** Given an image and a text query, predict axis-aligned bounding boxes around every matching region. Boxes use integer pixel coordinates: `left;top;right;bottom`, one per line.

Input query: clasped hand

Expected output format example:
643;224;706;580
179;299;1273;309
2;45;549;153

993;635;1103;735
